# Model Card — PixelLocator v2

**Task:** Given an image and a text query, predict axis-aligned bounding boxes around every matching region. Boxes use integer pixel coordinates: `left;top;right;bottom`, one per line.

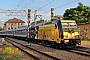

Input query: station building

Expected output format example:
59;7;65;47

4;18;25;30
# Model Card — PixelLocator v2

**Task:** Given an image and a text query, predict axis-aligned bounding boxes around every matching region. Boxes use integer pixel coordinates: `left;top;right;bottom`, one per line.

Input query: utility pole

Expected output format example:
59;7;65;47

28;9;31;27
34;10;37;25
33;10;42;25
38;14;42;20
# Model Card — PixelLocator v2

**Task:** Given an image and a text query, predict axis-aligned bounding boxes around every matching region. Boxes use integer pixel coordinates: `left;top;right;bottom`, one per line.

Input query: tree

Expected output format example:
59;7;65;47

63;2;90;23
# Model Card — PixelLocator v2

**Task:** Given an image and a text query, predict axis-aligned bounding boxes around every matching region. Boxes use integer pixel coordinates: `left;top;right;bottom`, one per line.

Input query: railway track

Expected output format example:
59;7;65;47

62;46;90;57
4;38;60;60
32;40;90;58
30;39;90;58
27;38;90;58
40;42;90;57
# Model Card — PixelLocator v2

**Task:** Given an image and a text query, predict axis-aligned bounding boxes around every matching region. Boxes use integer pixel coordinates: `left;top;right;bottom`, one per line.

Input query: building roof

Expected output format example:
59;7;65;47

5;18;25;23
77;22;90;25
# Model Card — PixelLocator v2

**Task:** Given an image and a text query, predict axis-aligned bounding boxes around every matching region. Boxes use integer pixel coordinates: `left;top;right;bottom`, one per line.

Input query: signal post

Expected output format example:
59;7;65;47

51;8;54;20
28;9;31;27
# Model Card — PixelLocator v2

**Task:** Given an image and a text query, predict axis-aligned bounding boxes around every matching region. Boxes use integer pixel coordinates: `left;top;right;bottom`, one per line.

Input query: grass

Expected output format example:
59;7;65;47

81;39;90;41
0;45;23;60
6;55;22;60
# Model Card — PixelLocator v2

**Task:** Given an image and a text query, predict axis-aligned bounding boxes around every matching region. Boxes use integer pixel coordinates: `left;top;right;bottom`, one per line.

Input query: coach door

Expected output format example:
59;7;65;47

29;27;35;39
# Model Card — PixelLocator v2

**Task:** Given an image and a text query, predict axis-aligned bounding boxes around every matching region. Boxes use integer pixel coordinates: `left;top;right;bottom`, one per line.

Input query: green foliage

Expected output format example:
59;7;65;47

0;45;22;60
0;53;7;60
0;56;5;60
81;39;90;41
76;20;90;23
7;55;22;60
63;2;90;23
2;45;10;49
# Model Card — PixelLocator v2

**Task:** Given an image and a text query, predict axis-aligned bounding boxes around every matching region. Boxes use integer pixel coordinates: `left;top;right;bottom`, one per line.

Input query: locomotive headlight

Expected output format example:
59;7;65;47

75;35;79;38
64;32;68;36
64;32;68;38
74;32;79;35
74;32;79;38
67;33;71;38
72;33;75;37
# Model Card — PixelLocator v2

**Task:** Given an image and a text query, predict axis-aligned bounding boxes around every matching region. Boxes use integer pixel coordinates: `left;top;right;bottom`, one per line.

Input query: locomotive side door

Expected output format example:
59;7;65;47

29;26;38;39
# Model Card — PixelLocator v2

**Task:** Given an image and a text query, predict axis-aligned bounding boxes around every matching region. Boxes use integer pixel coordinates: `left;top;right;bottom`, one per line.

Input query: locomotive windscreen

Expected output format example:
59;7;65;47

61;20;77;28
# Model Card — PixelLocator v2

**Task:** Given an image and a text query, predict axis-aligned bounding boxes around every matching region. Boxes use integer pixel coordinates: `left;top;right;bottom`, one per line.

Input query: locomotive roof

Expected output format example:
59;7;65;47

36;20;59;26
29;20;76;28
30;20;60;28
61;20;76;23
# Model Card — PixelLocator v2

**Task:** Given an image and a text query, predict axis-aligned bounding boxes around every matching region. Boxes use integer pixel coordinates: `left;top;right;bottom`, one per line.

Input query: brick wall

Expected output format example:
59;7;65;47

77;23;90;39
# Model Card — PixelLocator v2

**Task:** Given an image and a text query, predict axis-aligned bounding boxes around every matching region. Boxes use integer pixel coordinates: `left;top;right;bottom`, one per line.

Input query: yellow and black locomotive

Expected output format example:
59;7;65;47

29;19;81;46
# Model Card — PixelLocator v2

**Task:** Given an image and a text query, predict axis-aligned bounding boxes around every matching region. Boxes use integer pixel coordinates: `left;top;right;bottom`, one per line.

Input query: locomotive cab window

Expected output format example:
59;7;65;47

62;22;77;27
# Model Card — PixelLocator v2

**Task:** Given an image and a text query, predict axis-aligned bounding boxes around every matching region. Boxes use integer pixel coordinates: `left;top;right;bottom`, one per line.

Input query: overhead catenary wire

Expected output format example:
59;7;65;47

41;0;79;14
14;0;25;10
21;0;36;9
17;0;36;24
15;0;36;15
31;0;56;22
11;0;79;23
0;0;25;16
12;0;35;17
13;0;55;18
21;0;32;9
54;0;79;10
6;0;26;17
33;0;55;12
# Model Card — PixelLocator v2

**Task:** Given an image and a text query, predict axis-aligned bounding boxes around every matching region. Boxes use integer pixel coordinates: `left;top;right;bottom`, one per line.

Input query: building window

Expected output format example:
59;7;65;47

21;23;22;25
8;28;10;30
85;33;87;35
84;28;87;31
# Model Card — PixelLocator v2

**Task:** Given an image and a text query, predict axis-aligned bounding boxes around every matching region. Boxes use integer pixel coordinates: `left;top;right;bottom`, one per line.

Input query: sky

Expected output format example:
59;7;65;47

0;0;90;25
